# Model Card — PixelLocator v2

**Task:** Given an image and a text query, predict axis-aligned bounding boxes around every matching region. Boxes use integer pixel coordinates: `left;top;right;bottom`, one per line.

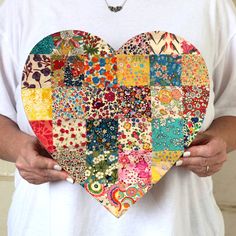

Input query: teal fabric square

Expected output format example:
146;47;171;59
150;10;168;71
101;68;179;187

31;35;55;54
152;118;184;151
150;55;182;86
87;119;119;151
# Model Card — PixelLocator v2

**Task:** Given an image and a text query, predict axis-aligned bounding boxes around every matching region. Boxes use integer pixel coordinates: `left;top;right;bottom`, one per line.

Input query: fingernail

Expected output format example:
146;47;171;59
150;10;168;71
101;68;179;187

53;164;62;171
183;151;191;157
176;160;183;166
66;177;74;184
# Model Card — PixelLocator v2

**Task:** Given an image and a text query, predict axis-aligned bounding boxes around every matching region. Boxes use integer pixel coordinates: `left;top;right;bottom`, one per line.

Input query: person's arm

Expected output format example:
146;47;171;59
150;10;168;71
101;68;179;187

0;115;73;184
176;116;236;176
0;115;31;162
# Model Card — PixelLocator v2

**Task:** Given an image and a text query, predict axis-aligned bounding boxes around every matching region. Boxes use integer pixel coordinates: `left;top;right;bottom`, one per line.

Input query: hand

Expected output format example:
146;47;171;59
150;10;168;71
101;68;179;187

175;132;227;177
15;135;73;185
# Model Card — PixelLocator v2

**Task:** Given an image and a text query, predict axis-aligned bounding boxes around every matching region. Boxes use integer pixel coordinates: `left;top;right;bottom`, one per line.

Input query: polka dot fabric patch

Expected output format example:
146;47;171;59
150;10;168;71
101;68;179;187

21;30;210;218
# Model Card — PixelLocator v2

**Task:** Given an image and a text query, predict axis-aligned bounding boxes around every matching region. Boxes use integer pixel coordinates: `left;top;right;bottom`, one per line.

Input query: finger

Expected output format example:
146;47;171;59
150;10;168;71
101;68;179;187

185;165;204;173
19;170;45;184
183;165;212;177
181;163;223;176
31;155;61;170
21;169;69;183
185;138;225;158
41;169;69;182
189;132;208;146
177;154;225;167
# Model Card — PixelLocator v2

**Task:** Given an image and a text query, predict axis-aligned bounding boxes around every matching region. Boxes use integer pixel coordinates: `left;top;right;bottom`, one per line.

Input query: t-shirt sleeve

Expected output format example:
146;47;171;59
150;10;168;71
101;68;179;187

0;34;18;123
213;34;236;119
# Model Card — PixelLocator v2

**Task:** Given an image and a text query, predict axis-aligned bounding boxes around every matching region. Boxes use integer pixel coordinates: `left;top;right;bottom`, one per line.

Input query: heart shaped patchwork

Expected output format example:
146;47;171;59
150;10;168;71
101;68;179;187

21;30;210;218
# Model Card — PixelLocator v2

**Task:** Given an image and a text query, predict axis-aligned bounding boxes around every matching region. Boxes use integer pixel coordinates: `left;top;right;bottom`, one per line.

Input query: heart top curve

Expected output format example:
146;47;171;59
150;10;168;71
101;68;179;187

21;30;210;218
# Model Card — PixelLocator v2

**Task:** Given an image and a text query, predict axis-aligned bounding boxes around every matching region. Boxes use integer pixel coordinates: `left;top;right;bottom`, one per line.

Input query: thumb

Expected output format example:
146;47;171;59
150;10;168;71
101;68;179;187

189;131;210;147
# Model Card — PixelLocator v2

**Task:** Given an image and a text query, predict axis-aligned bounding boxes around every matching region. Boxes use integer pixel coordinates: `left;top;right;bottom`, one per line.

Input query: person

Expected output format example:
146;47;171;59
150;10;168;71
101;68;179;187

0;0;236;235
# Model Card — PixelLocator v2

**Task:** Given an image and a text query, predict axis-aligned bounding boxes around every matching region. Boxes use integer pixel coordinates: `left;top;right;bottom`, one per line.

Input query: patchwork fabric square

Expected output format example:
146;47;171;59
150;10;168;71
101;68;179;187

182;86;209;147
117;86;152;118
31;35;55;54
152;118;184;151
150;55;182;86
118;150;152;185
22;54;51;89
64;55;85;87
183;117;204;148
51;30;114;56
83;86;120;119
151;150;182;183
117;54;150;87
118;118;152;151
51;55;66;87
84;55;118;88
53;119;87;151
84;150;118;187
86;119;119;151
51;31;84;56
90;182;152;216
52;87;86;119
183;86;210;118
151;86;183;119
51;55;85;87
181;55;209;86
52;149;87;183
21;88;52;120
30;120;54;153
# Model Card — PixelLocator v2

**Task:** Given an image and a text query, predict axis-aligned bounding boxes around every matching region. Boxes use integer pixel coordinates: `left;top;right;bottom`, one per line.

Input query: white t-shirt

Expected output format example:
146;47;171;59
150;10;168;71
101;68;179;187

1;0;236;235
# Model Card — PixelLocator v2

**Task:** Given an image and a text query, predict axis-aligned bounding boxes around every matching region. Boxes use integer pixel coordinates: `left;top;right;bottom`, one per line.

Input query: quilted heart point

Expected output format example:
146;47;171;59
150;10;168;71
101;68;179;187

21;30;210;218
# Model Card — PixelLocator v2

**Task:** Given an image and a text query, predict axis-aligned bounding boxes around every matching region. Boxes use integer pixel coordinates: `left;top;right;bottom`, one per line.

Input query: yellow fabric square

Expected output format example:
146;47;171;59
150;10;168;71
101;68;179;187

22;88;52;120
117;54;150;87
151;151;182;184
181;55;209;86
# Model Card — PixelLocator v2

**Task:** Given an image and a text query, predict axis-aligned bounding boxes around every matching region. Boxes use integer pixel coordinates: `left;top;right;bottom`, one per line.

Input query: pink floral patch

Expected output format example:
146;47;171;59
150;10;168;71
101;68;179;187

118;150;152;185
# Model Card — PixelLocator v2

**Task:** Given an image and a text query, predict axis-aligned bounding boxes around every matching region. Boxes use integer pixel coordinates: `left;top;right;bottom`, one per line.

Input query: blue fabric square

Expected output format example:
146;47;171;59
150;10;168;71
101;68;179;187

87;119;118;151
150;55;182;86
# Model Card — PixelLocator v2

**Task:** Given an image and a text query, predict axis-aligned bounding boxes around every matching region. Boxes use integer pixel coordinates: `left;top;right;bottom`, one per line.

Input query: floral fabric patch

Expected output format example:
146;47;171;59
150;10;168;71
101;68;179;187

118;150;152;185
53;119;87;151
30;120;54;153
52;149;87;183
151;86;183;119
84;150;118;187
152;118;184;151
117;55;150;87
52;87;86;120
22;54;51;89
84;55;118;88
181;55;209;86
64;55;85;87
86;119;119;151
151;151;182;183
83;86;119;119
117;86;152;118
21;30;210;218
118;118;152;151
150;55;182;86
